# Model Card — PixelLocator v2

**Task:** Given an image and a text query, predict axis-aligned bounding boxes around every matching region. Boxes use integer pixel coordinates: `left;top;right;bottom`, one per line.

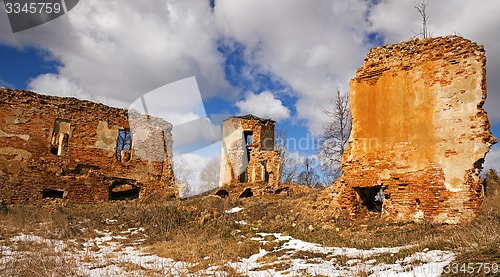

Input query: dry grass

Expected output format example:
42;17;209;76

0;239;82;277
371;246;423;265
0;180;499;275
0;196;262;274
146;220;261;265
253;190;500;257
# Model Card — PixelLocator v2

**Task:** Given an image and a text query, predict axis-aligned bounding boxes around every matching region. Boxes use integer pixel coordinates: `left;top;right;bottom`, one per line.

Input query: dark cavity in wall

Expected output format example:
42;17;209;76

274;187;288;194
354;186;384;212
239;188;253;198
109;179;140;200
42;189;64;199
215;189;229;198
238;131;252;183
263;162;270;183
239;170;248;183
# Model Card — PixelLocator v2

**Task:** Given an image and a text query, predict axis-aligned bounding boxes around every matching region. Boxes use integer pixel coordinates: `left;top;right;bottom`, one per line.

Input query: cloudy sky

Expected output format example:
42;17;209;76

1;0;499;189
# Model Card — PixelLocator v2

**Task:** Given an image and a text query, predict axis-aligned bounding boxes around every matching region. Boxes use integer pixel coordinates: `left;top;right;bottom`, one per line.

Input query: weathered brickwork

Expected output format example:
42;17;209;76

0;89;177;204
218;115;281;197
324;36;496;223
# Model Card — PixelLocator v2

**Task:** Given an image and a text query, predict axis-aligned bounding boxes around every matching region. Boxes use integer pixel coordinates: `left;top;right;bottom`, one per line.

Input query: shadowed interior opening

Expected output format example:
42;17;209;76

109;179;140;200
42;189;64;199
215;189;229;198
239;188;253;198
354;186;384;212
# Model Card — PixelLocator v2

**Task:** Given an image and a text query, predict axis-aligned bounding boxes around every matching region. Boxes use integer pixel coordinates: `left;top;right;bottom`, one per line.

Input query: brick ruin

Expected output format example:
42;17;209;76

2;36;496;225
0;89;177;204
323;36;497;223
217;115;281;198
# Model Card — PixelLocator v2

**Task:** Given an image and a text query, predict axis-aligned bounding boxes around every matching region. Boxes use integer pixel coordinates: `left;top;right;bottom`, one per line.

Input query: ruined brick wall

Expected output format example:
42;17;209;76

219;115;281;195
0;89;177;204
324;36;496;223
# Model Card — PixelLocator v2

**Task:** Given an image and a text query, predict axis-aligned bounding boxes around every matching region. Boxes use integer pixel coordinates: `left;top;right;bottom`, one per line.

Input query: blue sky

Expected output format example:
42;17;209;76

1;0;500;185
0;45;60;88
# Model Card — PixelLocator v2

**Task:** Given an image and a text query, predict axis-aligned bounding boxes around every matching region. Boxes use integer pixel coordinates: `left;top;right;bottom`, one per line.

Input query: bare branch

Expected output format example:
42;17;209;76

275;129;299;183
199;156;221;192
414;0;431;39
297;157;321;188
319;90;352;182
173;159;193;184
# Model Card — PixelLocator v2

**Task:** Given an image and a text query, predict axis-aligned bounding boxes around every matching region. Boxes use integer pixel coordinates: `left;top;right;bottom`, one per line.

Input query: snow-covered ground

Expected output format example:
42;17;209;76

0;226;454;276
1;228;193;276
235;233;453;277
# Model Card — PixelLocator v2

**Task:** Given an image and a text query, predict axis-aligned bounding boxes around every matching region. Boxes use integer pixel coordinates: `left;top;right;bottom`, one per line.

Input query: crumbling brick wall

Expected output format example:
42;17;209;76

324;36;497;223
218;115;281;196
0;89;177;204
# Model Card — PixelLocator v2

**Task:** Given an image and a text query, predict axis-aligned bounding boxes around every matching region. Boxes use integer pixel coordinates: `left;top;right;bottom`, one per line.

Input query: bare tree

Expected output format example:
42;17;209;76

275;129;299;183
297;157;321;188
199;156;221;193
319;90;351;181
172;159;193;198
173;159;193;184
414;0;431;39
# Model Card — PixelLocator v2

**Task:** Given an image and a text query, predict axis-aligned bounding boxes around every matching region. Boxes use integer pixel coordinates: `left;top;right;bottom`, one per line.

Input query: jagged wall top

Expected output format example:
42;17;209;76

356;36;485;85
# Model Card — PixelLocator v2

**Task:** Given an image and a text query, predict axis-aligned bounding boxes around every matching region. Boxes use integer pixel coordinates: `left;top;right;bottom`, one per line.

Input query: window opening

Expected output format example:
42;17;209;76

243;131;253;147
239;169;248;183
116;129;132;162
59;133;69;156
50;119;71;156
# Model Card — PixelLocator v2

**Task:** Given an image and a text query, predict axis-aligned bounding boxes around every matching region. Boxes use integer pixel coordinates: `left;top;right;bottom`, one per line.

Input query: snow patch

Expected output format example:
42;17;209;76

225;207;244;213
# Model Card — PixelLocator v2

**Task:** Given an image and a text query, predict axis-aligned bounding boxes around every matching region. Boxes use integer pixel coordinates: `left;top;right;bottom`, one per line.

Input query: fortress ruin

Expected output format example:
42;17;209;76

1;36;497;225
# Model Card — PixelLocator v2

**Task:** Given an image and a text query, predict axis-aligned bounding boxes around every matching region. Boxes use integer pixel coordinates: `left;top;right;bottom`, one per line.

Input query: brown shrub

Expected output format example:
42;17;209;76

484;168;500;196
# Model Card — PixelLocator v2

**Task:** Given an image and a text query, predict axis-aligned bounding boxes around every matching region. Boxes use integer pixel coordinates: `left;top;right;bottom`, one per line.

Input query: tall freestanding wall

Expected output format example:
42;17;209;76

325;36;496;223
219;115;281;192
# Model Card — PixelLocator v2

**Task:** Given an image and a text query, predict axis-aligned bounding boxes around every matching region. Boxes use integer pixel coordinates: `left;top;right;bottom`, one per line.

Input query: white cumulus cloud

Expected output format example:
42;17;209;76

0;0;232;108
236;91;291;121
215;0;372;134
369;0;500;125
